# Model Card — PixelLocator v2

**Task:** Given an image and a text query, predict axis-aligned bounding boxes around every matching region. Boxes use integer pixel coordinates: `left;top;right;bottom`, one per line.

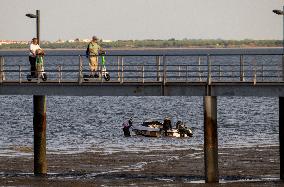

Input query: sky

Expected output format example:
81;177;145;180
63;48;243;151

0;0;283;41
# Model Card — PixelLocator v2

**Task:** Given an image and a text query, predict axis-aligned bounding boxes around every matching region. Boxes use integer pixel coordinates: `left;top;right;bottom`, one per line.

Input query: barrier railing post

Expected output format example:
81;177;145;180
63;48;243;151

142;64;145;83
207;55;211;85
156;56;161;81
218;65;221;80
231;65;234;80
58;65;62;83
100;59;103;83
117;56;120;81
163;55;166;85
0;56;4;83
253;60;257;85
61;66;63;82
178;65;181;80
261;64;264;82
78;55;83;84
186;65;188;83
199;56;202;82
121;57;124;84
37;68;40;84
19;65;22;83
97;56;102;82
240;55;244;81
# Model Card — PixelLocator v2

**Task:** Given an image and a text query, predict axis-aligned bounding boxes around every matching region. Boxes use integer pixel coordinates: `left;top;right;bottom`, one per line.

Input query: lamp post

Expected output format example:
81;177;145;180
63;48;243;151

273;6;284;181
25;10;47;176
273;7;284;80
26;10;40;44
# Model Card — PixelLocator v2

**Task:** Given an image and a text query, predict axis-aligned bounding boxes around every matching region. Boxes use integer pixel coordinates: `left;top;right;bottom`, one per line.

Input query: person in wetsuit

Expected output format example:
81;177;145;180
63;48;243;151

163;117;172;136
176;120;186;137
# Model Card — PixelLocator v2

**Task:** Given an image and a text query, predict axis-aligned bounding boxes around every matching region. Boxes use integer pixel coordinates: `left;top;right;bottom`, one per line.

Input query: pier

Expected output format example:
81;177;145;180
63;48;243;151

0;53;283;183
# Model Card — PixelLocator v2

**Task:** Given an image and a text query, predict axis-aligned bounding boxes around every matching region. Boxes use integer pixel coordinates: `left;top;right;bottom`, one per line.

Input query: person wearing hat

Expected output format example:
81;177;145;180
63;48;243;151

86;36;104;78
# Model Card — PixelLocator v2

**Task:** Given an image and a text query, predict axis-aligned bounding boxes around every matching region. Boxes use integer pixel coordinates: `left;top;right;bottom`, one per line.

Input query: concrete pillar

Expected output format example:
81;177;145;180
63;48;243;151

280;97;284;180
33;95;47;175
204;96;219;183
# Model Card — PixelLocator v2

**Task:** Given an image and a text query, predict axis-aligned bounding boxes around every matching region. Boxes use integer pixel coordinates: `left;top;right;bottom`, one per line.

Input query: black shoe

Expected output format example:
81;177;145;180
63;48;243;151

94;73;99;78
27;74;32;81
83;74;90;81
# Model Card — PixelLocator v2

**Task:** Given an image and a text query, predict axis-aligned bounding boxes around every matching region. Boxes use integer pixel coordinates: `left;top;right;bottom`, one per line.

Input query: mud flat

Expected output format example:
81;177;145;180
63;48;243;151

0;145;282;186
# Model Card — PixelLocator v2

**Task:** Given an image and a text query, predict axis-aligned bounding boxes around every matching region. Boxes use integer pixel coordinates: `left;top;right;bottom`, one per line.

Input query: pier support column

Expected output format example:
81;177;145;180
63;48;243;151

280;97;284;180
33;95;47;175
204;96;219;183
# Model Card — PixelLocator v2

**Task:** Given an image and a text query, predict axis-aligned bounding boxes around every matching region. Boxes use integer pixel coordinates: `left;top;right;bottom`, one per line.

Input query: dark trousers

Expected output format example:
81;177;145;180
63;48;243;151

123;127;131;137
29;56;36;77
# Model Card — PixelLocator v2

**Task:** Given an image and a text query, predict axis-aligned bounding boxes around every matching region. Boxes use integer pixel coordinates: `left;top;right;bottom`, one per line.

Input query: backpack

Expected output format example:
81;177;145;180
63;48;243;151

86;42;90;57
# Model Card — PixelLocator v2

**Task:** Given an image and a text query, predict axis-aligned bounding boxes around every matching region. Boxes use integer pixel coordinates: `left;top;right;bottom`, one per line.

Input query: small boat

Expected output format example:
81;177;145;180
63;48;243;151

132;119;193;138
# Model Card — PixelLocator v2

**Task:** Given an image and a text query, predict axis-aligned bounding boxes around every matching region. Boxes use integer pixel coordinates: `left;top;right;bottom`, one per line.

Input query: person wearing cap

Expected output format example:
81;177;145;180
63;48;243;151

86;36;104;78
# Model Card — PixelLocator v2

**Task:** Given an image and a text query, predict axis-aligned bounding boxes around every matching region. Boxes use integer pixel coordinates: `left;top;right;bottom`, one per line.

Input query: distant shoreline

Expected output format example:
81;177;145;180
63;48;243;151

0;46;282;52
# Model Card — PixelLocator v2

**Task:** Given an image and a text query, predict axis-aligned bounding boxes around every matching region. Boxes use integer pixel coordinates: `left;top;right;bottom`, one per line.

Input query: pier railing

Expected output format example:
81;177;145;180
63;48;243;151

0;53;283;84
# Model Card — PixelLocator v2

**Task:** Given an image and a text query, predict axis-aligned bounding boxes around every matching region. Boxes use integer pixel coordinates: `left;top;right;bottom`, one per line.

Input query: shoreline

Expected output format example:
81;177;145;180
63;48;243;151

1;143;279;157
0;145;281;186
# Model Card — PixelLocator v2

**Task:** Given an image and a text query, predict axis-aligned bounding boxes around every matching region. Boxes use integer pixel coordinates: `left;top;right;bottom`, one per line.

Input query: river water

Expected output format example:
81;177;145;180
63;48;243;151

0;48;282;156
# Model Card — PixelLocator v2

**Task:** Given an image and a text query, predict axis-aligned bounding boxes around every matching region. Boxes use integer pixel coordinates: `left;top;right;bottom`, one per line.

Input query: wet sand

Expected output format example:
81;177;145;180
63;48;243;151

0;145;282;186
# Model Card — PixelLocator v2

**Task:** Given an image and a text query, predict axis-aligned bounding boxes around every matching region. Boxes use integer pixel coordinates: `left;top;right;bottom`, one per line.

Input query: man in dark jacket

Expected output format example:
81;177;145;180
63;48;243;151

122;118;133;137
163;117;172;136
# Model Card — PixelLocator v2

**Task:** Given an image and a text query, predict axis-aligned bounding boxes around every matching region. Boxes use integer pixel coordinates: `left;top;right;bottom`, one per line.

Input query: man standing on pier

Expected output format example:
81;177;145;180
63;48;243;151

29;38;41;77
86;36;104;78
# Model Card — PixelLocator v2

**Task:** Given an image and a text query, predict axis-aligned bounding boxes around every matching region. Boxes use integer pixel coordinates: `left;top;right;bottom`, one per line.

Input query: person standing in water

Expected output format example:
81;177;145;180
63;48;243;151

122;118;133;137
163;117;172;136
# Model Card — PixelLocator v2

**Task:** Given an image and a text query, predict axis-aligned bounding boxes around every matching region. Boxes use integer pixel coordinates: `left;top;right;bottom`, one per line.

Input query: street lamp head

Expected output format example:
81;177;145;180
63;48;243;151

272;9;284;15
25;13;37;18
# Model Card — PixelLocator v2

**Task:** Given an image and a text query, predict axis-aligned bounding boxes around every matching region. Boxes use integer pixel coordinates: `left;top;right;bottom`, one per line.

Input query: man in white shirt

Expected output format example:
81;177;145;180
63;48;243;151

29;38;41;77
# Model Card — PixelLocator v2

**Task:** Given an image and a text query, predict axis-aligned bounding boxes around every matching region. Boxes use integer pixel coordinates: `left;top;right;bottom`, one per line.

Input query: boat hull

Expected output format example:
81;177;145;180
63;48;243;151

132;125;193;138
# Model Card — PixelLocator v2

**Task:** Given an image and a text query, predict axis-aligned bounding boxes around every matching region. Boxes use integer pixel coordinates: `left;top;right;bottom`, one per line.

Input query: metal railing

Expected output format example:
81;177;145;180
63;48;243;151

0;53;283;84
